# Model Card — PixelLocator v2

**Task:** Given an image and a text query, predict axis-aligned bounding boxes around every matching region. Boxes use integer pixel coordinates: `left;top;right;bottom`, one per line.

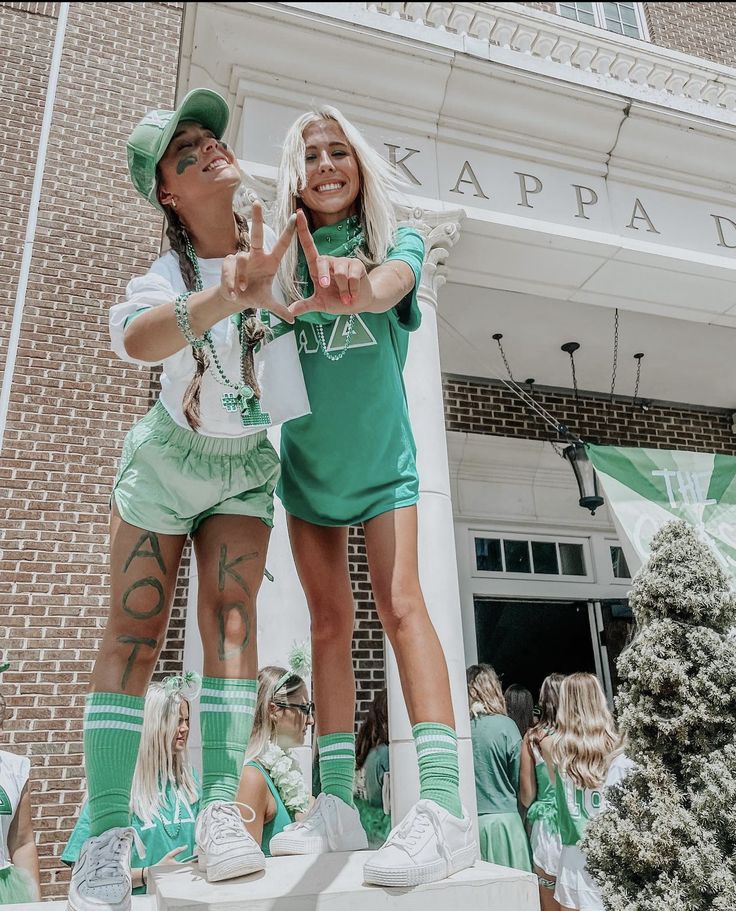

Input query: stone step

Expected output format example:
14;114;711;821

149;851;540;911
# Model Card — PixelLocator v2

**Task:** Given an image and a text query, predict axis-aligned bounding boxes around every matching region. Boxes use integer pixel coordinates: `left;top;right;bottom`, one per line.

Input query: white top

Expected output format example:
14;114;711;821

109;226;310;438
0;750;30;870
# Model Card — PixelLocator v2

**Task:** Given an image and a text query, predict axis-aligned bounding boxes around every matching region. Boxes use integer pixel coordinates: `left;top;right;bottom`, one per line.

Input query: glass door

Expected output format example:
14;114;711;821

473;598;598;697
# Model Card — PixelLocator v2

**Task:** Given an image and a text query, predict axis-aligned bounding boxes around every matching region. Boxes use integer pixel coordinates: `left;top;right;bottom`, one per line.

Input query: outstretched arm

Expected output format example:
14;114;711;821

124;202;296;362
288;211;414;318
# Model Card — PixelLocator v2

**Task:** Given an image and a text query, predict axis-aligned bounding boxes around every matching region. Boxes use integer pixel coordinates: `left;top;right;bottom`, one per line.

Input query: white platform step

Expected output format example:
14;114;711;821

149;851;540;911
23;899;155;910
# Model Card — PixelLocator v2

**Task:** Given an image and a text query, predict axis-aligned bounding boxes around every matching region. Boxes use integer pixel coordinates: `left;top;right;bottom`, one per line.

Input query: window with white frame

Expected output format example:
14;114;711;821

557;2;648;40
473;532;591;579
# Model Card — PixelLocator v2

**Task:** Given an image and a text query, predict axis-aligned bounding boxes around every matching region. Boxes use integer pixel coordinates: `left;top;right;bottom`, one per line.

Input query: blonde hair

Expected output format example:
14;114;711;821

130;683;198;826
274;105;403;304
553;673;624;790
467;664;507;718
244;666;306;762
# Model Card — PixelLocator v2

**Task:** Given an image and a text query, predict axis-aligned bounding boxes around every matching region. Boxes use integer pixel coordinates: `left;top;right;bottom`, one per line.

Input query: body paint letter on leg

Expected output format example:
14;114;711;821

123;531;166;575
218;545;257;595
117;635;157;689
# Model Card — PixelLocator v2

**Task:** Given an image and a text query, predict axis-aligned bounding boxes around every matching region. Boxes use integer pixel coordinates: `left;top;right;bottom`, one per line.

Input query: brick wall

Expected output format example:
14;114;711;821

443;376;735;455
521;1;736;66
0;2;182;898
644;2;736;65
349;529;386;726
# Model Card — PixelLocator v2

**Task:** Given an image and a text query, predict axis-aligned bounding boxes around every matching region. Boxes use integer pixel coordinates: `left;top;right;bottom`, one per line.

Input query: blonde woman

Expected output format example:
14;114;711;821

269;104;476;888
236;666;313;855
63;679;200;895
467;664;532;872
549;673;633;911
520;673;565;911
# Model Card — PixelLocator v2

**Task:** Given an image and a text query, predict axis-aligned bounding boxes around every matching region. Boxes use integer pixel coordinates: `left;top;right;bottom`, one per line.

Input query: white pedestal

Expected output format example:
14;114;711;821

23;900;155;910
149;852;540;911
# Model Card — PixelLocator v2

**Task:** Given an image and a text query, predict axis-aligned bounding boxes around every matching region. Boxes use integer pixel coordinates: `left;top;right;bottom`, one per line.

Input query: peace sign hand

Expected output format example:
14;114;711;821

218;201;296;323
288;210;372;318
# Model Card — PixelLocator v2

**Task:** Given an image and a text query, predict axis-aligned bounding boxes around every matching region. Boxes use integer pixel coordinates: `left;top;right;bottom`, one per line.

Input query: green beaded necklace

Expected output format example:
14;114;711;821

184;236;271;427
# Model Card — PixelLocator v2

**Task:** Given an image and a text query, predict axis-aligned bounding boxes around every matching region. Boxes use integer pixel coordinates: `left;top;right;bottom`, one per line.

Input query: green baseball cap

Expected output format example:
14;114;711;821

126;88;230;210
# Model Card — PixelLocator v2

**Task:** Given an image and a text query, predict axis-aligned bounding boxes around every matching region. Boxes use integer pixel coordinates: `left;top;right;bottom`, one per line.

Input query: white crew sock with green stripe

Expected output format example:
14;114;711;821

84;692;145;836
318;733;356;807
413;722;463;818
200;676;257;806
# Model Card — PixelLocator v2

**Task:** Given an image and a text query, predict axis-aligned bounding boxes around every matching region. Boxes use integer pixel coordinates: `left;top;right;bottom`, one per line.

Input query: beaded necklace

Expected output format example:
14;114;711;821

183;236;270;427
307;216;364;363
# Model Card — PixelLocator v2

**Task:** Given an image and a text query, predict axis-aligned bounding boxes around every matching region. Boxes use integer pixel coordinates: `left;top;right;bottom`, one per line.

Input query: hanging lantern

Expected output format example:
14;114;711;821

563;441;604;515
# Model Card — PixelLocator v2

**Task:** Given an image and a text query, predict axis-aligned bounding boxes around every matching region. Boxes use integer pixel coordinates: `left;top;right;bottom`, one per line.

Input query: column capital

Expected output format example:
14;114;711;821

397;206;465;298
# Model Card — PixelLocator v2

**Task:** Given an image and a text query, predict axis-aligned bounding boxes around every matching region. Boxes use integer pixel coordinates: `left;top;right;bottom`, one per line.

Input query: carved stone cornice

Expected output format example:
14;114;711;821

364;1;736;119
398;205;465;297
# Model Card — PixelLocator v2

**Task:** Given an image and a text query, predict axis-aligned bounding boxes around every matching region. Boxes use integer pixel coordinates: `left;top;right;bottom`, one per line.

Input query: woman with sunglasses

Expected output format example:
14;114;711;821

236;667;314;855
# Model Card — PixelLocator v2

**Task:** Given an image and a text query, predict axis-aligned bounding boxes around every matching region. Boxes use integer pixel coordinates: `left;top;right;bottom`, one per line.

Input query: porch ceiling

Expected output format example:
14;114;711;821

438;281;736;411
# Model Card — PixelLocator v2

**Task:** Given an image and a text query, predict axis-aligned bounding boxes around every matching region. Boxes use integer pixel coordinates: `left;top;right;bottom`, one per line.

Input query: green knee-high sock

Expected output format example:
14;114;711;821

84;692;145;836
200;676;257;806
318;732;356;807
413;722;463;818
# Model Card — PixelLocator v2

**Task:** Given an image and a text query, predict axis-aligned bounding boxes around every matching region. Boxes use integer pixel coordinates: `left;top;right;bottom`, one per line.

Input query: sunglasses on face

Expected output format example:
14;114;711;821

273;700;315;718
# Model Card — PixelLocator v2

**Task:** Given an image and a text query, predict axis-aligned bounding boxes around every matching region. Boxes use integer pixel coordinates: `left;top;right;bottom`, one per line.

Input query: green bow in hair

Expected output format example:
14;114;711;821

275;641;312;693
163;670;202;700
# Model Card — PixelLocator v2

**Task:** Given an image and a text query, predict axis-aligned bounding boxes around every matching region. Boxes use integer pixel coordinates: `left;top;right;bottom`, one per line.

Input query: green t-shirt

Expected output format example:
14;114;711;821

470;713;522;815
61;778;200;894
278;220;425;526
555;753;633;846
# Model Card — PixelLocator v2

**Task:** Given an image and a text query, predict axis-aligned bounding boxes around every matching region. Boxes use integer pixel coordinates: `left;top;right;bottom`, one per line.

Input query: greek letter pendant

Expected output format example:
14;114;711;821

222;386;271;427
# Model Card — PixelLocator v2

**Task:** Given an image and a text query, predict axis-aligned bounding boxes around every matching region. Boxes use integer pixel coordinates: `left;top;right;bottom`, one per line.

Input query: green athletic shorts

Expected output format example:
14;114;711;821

112;401;280;535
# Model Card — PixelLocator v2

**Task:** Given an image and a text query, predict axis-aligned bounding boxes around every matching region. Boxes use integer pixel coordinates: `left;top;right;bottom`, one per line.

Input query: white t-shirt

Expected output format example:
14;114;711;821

0;750;30;870
109;226;310;438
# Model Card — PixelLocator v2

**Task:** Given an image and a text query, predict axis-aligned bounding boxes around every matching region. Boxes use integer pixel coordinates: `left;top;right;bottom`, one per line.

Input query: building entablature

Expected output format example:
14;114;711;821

181;2;736;327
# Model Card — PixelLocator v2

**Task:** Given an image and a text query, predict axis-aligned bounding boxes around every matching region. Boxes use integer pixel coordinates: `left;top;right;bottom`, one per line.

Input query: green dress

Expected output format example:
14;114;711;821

278;218;426;526
62;777;200;895
470;714;532;872
246;761;293;856
354;744;391;848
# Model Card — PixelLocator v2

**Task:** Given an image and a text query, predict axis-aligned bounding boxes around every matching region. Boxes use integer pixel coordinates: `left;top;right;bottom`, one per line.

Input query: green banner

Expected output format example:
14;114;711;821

588;445;736;584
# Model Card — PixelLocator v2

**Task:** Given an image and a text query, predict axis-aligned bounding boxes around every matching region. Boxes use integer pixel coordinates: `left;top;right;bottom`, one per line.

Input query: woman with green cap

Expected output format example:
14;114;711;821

67;89;307;911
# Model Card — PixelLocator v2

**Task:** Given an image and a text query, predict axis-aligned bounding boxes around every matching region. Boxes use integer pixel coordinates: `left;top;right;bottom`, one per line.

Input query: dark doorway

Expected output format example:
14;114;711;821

473;598;597;698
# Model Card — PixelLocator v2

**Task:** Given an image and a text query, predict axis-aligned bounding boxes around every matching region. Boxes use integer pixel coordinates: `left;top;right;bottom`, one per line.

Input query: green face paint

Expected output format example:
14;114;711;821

176;154;198;175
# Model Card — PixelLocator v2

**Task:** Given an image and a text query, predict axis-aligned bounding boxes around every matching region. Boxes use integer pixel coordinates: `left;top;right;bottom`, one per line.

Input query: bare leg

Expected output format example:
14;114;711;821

92;505;186;694
193;513;270;679
535;866;562;911
363;506;453;726
286;515;355;735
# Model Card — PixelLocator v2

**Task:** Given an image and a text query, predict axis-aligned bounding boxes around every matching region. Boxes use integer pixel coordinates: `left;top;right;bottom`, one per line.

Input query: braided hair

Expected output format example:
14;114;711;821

164;206;269;431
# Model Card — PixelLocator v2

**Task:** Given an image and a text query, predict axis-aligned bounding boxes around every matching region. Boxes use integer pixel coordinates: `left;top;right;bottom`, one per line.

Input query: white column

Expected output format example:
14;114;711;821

386;209;478;823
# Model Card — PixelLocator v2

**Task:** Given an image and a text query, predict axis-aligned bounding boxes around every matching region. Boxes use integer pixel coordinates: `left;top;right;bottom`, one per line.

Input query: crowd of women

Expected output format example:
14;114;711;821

0;84;631;911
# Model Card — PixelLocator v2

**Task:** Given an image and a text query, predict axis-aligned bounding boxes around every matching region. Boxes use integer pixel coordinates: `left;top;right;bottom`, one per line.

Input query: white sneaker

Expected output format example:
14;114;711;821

269;793;369;855
363;799;477;887
67;826;144;911
195;800;265;882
